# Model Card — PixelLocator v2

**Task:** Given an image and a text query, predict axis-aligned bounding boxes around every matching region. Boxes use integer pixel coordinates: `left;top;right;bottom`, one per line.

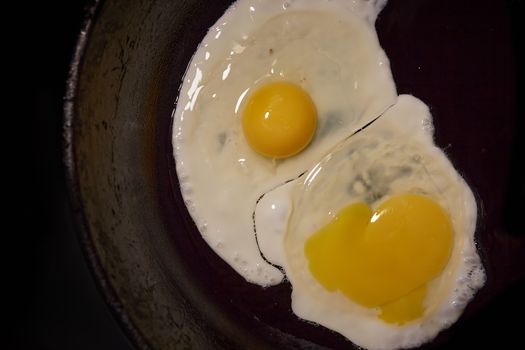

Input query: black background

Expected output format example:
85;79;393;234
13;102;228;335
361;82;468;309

10;1;133;349
10;0;525;349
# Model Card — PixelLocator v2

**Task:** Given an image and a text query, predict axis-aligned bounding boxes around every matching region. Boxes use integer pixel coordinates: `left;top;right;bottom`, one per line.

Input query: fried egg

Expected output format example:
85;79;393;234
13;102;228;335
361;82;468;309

255;95;485;349
173;0;485;348
172;0;396;285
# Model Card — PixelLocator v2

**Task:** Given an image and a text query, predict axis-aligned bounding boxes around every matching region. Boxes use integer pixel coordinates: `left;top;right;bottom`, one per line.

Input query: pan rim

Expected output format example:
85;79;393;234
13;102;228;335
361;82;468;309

62;0;151;349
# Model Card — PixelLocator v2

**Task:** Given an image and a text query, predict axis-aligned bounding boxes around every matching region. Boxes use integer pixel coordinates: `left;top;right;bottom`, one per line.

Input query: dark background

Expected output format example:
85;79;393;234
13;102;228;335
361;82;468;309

11;1;133;349
10;0;524;349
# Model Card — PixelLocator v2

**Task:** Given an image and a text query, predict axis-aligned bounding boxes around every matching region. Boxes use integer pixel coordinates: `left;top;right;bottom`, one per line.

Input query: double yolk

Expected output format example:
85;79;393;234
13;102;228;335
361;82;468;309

305;194;453;324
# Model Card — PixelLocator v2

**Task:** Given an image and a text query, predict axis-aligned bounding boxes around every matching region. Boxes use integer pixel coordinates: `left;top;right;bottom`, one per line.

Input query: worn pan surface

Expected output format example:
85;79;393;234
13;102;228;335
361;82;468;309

64;0;524;348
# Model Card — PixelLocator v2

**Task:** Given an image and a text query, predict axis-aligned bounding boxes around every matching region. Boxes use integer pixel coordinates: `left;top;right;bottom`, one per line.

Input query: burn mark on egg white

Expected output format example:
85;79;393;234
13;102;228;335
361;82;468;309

316;112;344;139
368;164;413;185
217;131;227;150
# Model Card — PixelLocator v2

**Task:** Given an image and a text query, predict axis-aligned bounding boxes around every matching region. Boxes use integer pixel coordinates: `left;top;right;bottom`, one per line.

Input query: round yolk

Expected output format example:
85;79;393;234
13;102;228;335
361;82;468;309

304;193;453;324
242;82;317;159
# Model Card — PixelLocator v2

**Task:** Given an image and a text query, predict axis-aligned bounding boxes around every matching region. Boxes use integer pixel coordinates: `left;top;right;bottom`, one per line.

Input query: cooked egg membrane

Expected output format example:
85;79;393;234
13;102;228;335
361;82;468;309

173;0;396;285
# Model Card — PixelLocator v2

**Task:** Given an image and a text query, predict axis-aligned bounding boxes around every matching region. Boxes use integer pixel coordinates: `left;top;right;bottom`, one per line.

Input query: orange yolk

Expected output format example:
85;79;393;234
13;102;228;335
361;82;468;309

242;82;317;159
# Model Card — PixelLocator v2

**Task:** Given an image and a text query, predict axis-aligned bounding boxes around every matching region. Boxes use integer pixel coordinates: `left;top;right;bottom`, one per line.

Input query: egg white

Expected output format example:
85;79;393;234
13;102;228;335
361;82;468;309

256;95;485;350
172;0;396;286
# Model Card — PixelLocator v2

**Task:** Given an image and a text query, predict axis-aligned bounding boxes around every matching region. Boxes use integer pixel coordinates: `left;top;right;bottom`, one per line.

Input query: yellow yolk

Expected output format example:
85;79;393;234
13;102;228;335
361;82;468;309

242;82;317;159
305;194;453;324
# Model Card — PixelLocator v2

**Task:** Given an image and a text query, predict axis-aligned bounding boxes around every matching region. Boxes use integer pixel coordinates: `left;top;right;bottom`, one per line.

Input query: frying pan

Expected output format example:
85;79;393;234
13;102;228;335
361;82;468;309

64;0;524;348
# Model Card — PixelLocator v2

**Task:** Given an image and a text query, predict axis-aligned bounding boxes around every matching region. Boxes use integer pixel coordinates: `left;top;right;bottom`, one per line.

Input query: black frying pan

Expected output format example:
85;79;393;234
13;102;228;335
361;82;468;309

64;0;525;348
